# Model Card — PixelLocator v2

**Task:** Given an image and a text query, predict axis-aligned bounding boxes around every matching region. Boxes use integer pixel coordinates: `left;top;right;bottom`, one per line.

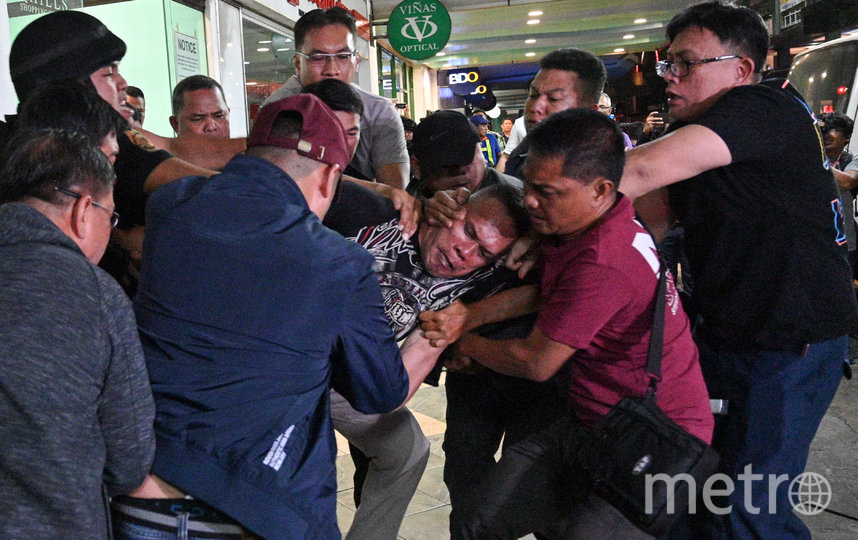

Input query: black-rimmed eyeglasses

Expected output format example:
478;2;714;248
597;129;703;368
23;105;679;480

295;51;357;65
656;55;743;78
54;186;120;228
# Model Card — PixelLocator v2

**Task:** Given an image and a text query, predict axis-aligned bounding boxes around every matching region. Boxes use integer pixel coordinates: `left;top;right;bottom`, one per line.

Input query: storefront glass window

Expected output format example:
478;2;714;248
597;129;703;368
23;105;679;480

241;15;295;124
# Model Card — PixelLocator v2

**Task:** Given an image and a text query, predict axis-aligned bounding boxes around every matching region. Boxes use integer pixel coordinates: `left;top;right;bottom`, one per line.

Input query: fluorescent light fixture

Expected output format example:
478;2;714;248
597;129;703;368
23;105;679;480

257;47;270;52
525;52;536;57
258;40;272;44
634;18;647;24
614;48;626;53
623;34;635;40
276;48;290;51
528;10;543;16
525;39;536;44
437;52;446;56
246;81;258;86
527;19;540;25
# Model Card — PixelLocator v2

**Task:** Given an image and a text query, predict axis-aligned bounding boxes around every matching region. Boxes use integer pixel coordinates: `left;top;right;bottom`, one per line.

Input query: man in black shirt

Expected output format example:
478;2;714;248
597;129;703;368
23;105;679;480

407;110;522;201
620;3;858;539
8;11;217;296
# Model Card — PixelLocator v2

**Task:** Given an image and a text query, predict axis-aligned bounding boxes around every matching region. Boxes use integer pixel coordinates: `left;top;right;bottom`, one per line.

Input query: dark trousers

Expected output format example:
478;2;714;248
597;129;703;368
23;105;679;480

690;337;846;540
444;368;563;537
452;415;652;540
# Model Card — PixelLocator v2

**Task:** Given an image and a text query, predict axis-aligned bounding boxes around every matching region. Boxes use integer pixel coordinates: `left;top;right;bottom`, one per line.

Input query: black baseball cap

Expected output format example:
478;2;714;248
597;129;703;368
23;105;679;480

413;110;480;170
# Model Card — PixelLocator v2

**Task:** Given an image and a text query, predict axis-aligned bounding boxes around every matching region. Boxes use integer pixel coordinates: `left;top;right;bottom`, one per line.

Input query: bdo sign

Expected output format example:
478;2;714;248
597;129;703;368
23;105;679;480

447;68;481;96
388;0;451;61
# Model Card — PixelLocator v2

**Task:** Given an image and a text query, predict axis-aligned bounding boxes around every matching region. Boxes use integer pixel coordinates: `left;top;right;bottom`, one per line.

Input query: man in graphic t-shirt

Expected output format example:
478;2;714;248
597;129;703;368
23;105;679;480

325;181;526;351
322;180;528;539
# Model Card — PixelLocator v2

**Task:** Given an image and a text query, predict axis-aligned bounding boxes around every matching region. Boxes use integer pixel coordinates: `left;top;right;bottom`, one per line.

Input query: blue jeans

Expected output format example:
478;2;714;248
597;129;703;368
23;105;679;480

697;336;846;540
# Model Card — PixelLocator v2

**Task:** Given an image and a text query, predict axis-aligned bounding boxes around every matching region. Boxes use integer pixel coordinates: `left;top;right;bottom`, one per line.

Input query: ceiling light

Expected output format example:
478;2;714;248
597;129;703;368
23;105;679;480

614;48;626;53
525;52;536;57
525;39;536;44
623;34;635;40
634;18;647;24
528;10;543;16
244;61;250;64
258;40;272;44
276;48;290;51
436;52;446;56
257;47;270;52
246;81;258;86
527;19;540;25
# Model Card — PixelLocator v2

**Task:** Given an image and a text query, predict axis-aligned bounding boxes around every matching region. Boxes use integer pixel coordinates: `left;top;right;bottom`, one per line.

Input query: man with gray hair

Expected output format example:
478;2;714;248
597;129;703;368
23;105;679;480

0;129;155;539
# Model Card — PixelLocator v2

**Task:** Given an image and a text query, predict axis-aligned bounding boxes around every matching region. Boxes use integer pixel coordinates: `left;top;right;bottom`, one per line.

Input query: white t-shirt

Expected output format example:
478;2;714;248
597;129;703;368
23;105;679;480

502;116;527;156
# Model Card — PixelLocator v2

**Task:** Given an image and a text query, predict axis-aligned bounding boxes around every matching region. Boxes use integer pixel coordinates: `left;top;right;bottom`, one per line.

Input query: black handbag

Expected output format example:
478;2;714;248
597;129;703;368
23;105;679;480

585;259;720;537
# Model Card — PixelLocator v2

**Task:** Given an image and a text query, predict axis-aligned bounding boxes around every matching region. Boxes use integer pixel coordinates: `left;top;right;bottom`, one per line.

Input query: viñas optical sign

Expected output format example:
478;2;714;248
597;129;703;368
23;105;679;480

388;0;451;60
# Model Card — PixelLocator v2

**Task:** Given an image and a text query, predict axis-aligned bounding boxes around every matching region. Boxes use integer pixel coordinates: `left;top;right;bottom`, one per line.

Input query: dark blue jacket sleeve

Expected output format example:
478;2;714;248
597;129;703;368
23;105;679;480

330;257;408;414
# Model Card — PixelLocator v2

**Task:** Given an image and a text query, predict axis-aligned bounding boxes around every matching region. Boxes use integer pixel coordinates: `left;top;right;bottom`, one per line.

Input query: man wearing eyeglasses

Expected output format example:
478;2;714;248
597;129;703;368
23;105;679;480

264;7;410;190
620;2;858;539
0;129;155;539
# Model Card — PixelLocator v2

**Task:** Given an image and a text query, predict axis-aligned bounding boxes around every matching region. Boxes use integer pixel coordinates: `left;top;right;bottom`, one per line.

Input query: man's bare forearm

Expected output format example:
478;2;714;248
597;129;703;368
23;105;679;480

374;162;409;190
464;285;538;332
143;158;217;192
399;331;443;404
833;167;858;191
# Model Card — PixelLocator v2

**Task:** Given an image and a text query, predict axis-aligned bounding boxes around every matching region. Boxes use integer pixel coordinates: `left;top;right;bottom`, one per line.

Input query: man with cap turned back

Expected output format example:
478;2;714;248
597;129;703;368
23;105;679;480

114;94;440;539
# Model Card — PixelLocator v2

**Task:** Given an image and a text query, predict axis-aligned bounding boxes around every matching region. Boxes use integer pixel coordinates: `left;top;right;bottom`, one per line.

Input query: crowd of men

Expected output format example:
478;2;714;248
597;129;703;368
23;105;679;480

1;2;855;540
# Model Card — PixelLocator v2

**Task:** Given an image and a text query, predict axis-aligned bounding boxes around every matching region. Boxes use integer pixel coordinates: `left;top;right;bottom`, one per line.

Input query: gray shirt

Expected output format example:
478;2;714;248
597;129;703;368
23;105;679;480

265;75;409;181
0;203;155;539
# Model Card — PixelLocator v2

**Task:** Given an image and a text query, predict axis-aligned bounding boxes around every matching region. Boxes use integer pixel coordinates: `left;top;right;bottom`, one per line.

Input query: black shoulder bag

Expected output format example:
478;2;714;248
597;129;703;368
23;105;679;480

585;259;720;537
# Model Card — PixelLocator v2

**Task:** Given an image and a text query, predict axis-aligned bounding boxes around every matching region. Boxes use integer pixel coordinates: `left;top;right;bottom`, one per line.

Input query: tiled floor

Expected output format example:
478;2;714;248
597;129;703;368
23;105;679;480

335;365;858;540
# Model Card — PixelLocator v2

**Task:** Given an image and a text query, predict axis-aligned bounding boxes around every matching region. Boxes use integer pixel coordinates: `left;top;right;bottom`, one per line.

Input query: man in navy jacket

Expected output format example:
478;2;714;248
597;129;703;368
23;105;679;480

112;94;439;539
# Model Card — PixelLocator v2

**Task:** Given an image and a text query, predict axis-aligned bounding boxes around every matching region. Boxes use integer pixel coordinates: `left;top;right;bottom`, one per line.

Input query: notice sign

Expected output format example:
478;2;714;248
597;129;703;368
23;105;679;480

174;31;200;80
387;0;451;61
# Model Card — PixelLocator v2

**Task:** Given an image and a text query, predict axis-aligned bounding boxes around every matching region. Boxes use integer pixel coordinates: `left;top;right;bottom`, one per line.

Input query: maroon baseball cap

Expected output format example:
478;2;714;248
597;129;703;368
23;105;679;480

247;94;350;171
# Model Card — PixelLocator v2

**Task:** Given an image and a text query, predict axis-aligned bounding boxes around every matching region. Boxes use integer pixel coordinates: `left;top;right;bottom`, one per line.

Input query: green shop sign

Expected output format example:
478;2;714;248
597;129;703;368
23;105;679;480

387;0;451;61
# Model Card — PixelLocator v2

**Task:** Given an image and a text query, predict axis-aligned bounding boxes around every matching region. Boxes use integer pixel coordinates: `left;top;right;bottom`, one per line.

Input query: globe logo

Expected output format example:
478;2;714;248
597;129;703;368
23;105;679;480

788;472;832;516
